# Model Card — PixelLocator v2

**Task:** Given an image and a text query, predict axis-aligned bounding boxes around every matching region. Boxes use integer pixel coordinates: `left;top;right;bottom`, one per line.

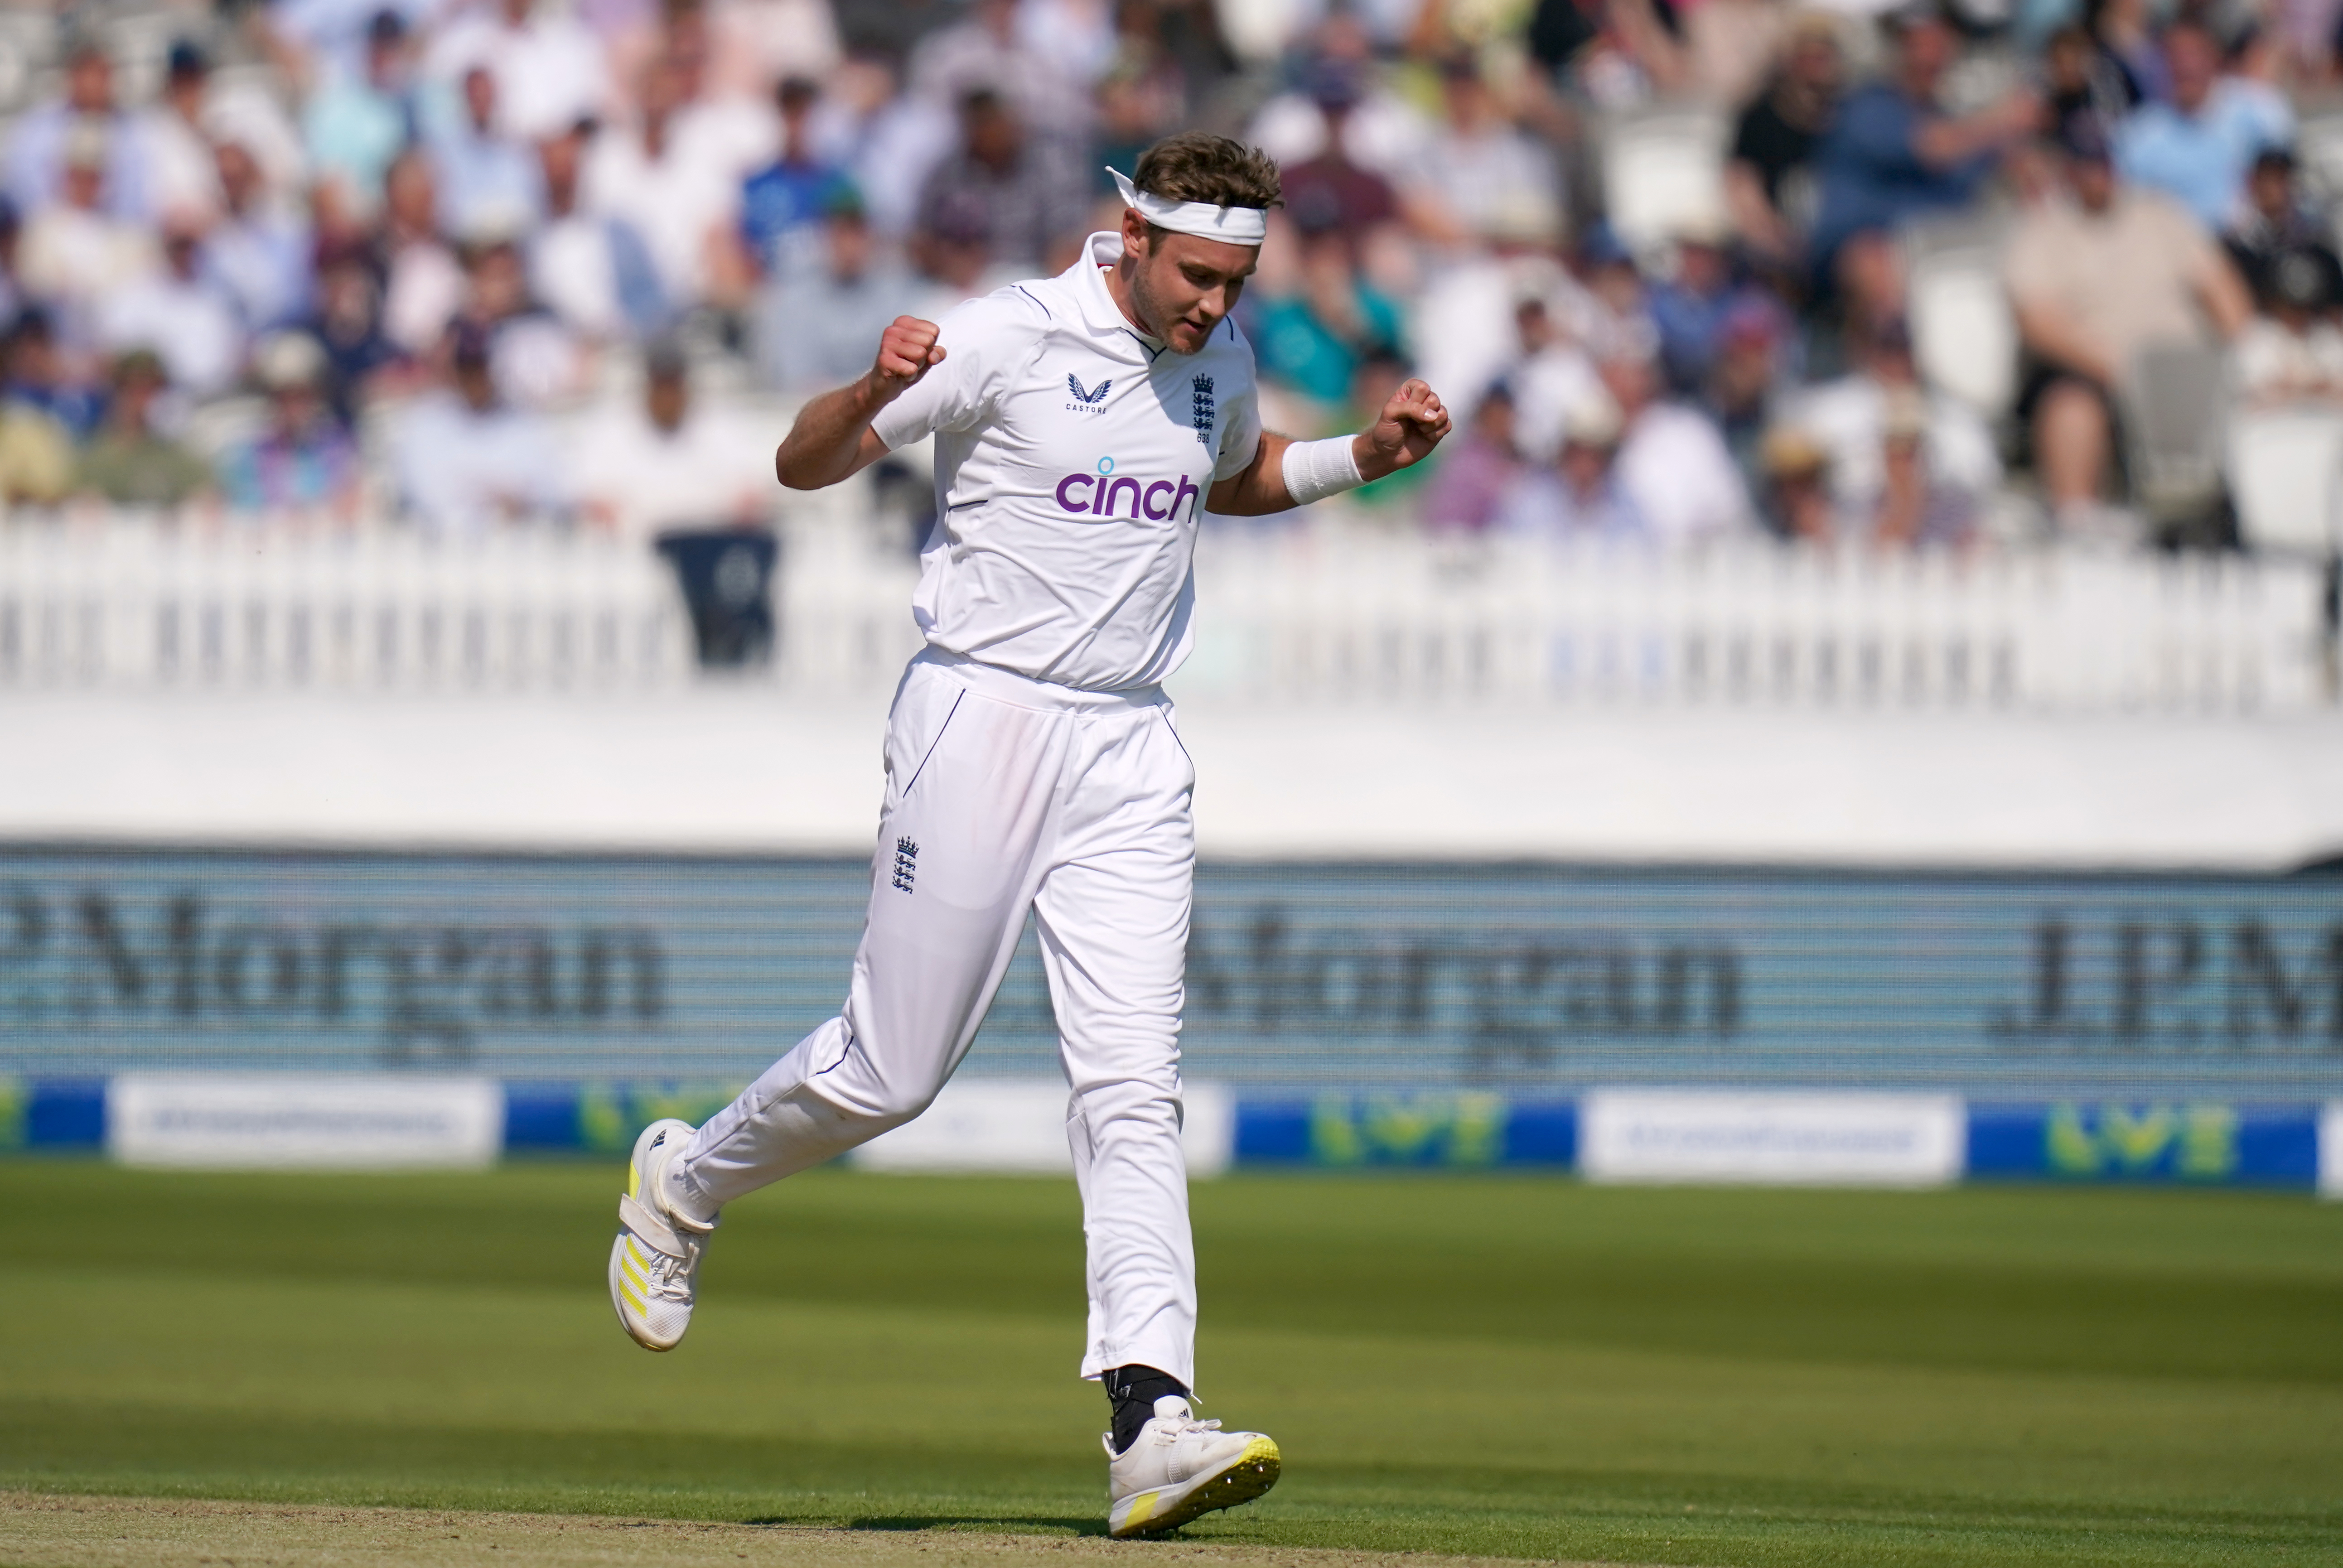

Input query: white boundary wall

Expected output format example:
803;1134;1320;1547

0;515;2329;713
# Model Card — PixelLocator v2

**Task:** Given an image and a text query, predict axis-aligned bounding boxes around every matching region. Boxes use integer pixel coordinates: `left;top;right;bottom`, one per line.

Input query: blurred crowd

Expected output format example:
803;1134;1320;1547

0;0;2336;550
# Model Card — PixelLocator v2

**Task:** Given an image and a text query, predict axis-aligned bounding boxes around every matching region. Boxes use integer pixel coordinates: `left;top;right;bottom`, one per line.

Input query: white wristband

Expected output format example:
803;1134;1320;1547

1280;435;1365;507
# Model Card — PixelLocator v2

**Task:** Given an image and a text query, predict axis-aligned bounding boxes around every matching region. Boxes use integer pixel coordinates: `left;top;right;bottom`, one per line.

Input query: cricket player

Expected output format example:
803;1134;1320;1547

608;131;1449;1537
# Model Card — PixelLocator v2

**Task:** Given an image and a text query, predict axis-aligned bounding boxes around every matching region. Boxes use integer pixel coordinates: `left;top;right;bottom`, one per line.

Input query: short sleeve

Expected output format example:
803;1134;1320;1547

1213;375;1262;482
869;291;1044;451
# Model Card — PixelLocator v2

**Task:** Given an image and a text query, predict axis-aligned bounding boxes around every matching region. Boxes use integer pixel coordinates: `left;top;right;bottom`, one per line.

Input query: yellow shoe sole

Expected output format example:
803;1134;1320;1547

1110;1436;1281;1538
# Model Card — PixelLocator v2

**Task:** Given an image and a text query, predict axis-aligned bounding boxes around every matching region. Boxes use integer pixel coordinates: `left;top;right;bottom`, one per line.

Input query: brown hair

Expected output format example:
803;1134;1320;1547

1132;131;1282;212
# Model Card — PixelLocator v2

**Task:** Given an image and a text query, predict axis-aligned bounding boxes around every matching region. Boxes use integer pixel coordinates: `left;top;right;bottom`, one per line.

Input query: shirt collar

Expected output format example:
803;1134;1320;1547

1068;230;1169;361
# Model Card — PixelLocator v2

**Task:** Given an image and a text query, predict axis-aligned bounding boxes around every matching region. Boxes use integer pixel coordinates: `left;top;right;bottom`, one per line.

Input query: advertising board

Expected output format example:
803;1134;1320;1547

1;848;2339;1100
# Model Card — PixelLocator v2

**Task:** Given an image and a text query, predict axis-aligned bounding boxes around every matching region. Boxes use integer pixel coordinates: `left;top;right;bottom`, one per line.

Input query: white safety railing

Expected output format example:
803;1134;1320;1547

0;520;695;691
1182;529;2333;713
0;514;2330;712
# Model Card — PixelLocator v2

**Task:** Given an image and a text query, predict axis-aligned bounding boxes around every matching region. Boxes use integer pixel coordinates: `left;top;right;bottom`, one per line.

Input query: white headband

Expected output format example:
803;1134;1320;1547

1109;168;1269;246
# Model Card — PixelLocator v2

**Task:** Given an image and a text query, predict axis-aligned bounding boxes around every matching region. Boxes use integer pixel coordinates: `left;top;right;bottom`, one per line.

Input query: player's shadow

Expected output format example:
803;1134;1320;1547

743;1516;1110;1537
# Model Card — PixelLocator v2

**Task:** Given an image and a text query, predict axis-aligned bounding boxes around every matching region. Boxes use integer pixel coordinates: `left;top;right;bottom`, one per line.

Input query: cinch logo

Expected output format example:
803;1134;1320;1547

1054;456;1201;522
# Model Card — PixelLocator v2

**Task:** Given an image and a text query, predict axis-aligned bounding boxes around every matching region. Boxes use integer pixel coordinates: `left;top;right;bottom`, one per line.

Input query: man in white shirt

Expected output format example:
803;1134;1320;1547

1600;350;1753;540
573;342;771;536
424;0;611;144
606;131;1449;1540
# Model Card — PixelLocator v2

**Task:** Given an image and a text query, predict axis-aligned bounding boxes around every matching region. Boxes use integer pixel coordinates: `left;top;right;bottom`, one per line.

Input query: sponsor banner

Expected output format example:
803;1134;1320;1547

1966;1102;2319;1187
3;848;2343;1102
503;1081;745;1158
107;1074;504;1169
1580;1090;1966;1187
850;1079;1234;1177
2324;1103;2343;1199
1236;1095;1575;1168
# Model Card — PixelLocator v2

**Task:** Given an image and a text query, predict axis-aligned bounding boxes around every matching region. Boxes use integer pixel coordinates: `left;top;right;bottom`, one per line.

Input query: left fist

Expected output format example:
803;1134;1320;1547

1359;378;1451;479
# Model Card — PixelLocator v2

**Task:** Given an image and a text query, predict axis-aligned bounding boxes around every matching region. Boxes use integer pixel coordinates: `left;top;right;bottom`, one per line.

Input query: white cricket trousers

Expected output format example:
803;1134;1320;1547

676;647;1202;1387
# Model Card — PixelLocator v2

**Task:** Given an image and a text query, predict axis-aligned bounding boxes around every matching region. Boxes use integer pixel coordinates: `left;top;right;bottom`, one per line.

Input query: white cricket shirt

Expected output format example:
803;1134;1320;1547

870;231;1262;691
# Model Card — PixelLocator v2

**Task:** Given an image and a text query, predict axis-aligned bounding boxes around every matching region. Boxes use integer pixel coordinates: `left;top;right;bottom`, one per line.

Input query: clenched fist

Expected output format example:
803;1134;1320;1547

1358;379;1451;478
868;315;946;401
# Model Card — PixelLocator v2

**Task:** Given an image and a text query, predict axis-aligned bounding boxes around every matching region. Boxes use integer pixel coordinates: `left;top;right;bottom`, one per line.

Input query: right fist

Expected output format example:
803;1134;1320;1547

871;315;945;396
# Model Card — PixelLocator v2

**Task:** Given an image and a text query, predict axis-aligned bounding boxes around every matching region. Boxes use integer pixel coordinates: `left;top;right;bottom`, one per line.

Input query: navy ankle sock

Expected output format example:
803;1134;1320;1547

1104;1364;1188;1455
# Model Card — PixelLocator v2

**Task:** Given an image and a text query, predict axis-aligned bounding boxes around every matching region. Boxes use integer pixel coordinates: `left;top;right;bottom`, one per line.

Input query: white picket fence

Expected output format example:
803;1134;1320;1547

1184;528;2335;713
0;514;2331;712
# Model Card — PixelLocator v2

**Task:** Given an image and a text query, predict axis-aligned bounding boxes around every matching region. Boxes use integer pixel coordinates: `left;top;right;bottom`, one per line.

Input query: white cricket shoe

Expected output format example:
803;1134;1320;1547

1105;1395;1281;1538
608;1117;713;1351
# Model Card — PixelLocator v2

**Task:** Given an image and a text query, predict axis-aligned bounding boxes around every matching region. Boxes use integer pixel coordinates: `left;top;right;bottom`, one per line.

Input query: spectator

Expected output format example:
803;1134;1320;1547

698;0;846;103
1405;55;1563;250
0;396;73;504
1807;2;2040;278
1599;349;1753;540
739;78;858;280
2224;148;2341;309
1250;15;1430;182
1647;220;1760;395
96;216;246;398
2082;0;2163;105
219;332;364;514
1094;42;1184;196
1273;68;1402;247
582;53;747;310
305;10;424;219
1703;294;1792;496
572;341;771;536
1508;293;1602;464
5;36;155;223
145;43;228;222
660;14;786;195
2115;21;2291;233
153;40;308;208
756;198;916;394
381;150;465;352
269;0;457;91
1496;391;1646;539
428;66;547;239
1252;227;1406;412
908;0;1084;137
1757;424;1835;540
1560;222;1661;367
0;311;104;439
390;329;565;535
307;242;405;423
830;53;957;242
203;142;316;335
16;127;159;339
1873;387;1977;545
426;0;614;144
911;89;1087;277
1422;379;1523;533
907;185;1004;317
1786;318;1998;542
2004;118;2251;526
74;349;213;508
452;237;588;408
2041;24;2139;149
2234;248;2343;404
1726;12;1844;267
531;123;659;341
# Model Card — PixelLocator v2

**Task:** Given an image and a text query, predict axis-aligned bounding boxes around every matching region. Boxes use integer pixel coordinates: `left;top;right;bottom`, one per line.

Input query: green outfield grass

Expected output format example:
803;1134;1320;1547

1;1161;2338;1567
